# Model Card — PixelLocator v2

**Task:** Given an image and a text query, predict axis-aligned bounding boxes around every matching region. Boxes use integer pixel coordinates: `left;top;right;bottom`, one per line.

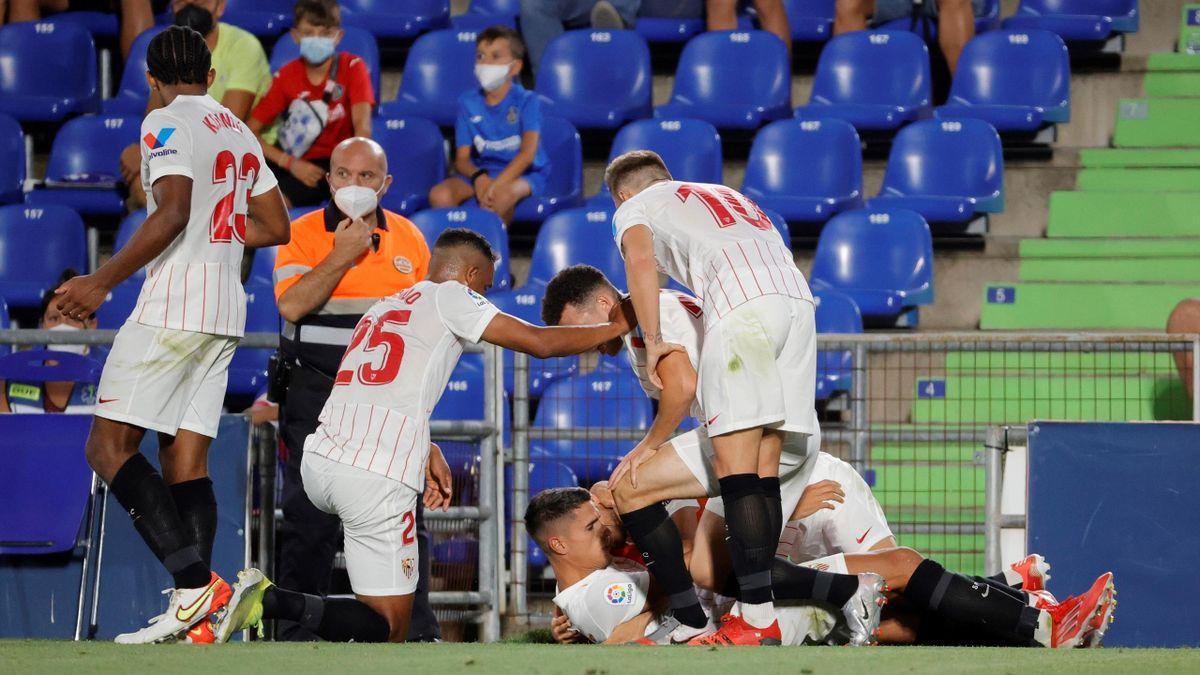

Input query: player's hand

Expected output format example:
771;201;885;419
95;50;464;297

423;442;454;512
290;158;325;188
242;403;279;426
473;174;492;204
53;273;110;321
119;143;141;185
609;441;658;490
551;609;584;644
793;479;844;520
331;217;373;266
644;338;685;390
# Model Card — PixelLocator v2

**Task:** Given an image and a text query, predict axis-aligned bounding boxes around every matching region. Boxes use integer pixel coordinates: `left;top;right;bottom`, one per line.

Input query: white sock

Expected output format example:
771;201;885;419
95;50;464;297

1003;565;1023;587
739;600;776;629
1033;610;1052;647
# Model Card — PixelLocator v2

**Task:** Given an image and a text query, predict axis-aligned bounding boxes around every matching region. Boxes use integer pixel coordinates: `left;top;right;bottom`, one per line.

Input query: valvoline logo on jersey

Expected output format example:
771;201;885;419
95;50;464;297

605;583;634;605
143;127;175;150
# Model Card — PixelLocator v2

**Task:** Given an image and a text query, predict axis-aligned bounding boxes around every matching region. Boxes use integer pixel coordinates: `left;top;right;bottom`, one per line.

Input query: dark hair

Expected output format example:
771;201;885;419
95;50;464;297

525;487;592;542
541;265;615;326
434;227;497;263
146;25;212;86
477;24;526;62
604;150;672;198
40;269;91;320
294;0;341;28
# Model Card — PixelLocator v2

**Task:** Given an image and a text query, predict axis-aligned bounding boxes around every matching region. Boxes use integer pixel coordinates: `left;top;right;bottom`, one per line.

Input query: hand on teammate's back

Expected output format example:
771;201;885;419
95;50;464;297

643;338;685;390
53;273;110;321
331;217;374;267
793;479;845;520
290;158;326;188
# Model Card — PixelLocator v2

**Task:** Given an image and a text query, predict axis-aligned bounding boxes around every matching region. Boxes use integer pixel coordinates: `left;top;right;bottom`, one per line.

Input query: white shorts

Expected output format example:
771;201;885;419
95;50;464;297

94;319;237;438
697;295;818;438
680;428;819;522
798;553;850;575
301;451;420;596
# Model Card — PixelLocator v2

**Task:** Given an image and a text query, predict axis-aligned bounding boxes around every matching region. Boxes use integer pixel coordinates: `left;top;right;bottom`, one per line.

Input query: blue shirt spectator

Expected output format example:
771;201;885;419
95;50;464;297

455;83;549;178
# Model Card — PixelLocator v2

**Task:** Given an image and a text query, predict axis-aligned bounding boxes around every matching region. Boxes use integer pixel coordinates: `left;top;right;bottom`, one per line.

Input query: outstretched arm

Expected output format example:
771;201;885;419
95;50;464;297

480;302;633;359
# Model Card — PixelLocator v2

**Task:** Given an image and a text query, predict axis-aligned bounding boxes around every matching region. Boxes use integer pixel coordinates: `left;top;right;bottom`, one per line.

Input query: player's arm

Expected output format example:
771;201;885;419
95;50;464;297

54;175;192;318
491;130;538;186
645;351;697;449
480;308;633;359
243;186;291;248
621;225;677;389
601;612;655;645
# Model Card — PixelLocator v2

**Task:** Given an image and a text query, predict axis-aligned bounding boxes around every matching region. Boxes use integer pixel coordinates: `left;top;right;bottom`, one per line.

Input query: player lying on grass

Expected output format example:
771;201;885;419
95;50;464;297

209;228;635;643
542;265;1115;648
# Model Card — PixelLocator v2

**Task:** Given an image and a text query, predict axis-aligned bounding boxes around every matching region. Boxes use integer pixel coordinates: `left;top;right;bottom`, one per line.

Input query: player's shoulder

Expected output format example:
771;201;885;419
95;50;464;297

434;279;491;308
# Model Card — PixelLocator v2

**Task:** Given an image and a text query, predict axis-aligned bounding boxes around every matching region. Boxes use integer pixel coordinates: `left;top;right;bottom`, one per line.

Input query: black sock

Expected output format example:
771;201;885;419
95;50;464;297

769;557;861;607
262;586;390;642
719;474;775;605
760;477;782;541
973;576;1028;603
169;477;218;566
109;454;210;589
621;502;706;628
905;559;1041;644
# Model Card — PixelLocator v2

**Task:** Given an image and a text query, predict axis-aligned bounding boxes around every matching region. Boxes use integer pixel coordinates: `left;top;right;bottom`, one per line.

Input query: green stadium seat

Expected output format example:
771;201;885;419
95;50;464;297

1143;72;1200;97
1046;191;1200;237
1019;257;1200;283
1080;148;1200;168
1019;238;1200;258
1076;168;1200;192
1113;98;1200;147
980;282;1200;329
942;351;1176;373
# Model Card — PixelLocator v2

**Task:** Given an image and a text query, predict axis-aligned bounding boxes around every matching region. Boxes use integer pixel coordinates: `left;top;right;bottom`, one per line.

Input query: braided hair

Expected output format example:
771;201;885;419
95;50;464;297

146;25;211;86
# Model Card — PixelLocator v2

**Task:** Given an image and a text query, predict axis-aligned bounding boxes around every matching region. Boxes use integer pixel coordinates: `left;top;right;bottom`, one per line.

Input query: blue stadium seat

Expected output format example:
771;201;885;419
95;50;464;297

527;207;626;289
410;207;511;291
656;30;790;129
0;300;9;355
0;113;25;204
868;119;1004;228
220;0;294;37
760;207;793;248
373;116;446;215
96;280;142;329
24;114;141;216
103;26;164;115
378;29;477;127
587;118;722;208
795;30;930;133
511;116;583;222
450;0;519;30
742;118;863;225
0;21;98;122
248;245;278;286
228;281;278;398
43;10;119;38
269;26;381;96
288;206;321;222
531;368;652;482
784;0;835;41
935;30;1070;134
340;0;451;39
812;288;861;400
535;29;652;129
0;205;87;308
488;283;580;398
810;208;933;327
1002;0;1138;45
875;0;1001;37
635;16;705;43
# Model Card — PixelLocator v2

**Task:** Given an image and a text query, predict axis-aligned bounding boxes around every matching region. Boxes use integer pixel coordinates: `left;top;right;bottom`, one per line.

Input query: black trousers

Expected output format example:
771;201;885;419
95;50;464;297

277;365;440;641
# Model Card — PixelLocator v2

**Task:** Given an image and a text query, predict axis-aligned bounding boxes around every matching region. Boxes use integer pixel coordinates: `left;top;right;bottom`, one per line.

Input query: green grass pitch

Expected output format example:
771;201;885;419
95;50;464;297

2;641;1198;674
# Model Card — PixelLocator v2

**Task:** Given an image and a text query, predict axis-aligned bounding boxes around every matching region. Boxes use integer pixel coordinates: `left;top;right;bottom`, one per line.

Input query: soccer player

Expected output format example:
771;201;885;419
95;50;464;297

210;229;635;643
53;26;291;644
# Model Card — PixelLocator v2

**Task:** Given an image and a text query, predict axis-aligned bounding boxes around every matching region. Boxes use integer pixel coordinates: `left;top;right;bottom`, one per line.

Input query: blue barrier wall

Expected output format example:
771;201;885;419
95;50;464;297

0;415;250;640
1027;421;1200;647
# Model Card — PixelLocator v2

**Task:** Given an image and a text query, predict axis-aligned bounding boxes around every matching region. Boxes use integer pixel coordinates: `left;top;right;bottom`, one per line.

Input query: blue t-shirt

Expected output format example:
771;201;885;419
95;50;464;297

455;83;549;176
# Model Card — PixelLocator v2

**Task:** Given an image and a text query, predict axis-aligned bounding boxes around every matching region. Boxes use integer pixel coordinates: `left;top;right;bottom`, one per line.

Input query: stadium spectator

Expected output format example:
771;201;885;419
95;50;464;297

834;0;979;74
520;0;635;74
121;0;273;211
428;25;549;225
4;0;164;58
707;0;790;57
271;137;439;641
250;0;375;208
0;269;99;414
1167;298;1200;400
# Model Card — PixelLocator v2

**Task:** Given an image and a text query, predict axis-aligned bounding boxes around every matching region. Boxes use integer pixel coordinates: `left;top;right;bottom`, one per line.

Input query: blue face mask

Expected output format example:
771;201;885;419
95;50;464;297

299;36;336;65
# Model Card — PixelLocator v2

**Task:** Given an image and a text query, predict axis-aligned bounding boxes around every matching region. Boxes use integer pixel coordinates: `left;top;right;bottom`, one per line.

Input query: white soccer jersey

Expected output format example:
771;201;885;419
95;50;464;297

612;181;812;328
306;280;500;490
553;557;651;644
621;290;705;417
134;94;278;337
779;453;896;563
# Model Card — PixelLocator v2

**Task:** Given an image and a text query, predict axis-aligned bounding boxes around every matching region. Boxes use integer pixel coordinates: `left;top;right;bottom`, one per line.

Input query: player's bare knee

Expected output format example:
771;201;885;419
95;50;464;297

611;475;650;513
428;183;456;209
884;547;925;588
937;0;971;13
1167;298;1200;333
835;0;873;26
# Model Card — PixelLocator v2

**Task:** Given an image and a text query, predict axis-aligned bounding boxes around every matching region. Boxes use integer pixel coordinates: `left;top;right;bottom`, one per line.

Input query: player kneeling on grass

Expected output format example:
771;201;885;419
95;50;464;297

210;228;635;643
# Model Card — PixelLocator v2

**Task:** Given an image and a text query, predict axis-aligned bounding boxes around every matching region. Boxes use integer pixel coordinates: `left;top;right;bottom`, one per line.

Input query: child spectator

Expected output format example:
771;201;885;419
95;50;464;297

428;25;549;224
249;0;375;207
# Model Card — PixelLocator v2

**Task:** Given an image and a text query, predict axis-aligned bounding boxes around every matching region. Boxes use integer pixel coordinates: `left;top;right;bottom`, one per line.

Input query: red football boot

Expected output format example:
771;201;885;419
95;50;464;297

687;613;782;646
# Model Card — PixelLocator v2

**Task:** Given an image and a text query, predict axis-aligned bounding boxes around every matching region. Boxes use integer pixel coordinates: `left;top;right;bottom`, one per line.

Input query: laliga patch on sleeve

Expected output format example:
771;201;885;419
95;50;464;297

466;287;489;308
605;583;634;605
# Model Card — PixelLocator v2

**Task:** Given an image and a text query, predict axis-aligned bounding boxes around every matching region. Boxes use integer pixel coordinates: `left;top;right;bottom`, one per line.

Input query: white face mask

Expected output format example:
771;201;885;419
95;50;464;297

333;184;381;219
46;323;89;356
475;62;513;92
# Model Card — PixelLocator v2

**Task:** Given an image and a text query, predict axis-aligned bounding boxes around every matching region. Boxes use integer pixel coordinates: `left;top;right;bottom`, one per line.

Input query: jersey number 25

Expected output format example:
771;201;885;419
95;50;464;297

334;309;412;387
